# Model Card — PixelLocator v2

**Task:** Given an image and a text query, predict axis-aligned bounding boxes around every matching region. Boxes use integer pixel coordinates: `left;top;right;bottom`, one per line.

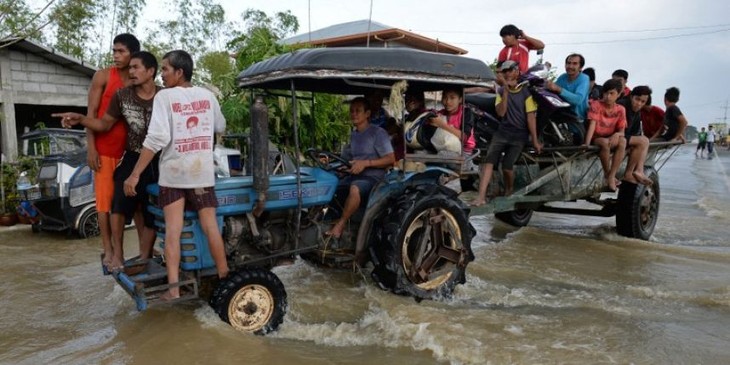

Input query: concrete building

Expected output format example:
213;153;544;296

0;38;93;161
282;19;467;55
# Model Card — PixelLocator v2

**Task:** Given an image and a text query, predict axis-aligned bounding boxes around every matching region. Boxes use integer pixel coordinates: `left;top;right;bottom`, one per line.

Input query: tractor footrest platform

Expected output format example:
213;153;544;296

111;257;199;311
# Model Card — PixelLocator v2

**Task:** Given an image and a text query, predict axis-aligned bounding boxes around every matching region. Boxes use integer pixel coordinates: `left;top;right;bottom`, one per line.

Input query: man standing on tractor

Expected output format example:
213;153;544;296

54;51;161;271
84;33;139;271
123;50;229;300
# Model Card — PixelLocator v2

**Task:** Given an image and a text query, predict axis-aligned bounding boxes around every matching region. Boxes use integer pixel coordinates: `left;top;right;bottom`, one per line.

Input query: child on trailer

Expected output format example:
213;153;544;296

583;79;627;191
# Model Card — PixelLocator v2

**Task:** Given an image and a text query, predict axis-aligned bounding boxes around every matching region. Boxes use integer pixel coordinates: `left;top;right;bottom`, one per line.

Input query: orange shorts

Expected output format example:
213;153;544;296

94;155;120;213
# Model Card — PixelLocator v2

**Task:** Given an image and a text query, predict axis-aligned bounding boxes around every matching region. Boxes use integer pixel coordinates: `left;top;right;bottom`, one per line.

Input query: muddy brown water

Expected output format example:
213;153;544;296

1;145;729;364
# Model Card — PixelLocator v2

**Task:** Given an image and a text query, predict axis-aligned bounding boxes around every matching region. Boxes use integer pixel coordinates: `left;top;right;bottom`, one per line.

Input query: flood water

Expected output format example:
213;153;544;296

1;144;729;364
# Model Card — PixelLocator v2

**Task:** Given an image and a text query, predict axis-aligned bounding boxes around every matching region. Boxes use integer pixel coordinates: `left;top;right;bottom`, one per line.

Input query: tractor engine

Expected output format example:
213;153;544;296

222;210;325;264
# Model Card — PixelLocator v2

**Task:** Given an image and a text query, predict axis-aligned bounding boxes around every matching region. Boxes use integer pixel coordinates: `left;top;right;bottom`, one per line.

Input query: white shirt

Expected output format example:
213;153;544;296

143;86;226;188
707;130;716;143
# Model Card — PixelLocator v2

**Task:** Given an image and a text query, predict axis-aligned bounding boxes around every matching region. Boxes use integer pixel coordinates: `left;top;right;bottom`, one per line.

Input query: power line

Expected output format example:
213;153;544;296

411;23;730;36
452;28;730;47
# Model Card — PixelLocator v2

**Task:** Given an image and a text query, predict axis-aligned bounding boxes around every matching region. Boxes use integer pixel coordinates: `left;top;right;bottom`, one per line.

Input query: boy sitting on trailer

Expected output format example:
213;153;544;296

583;79;627;191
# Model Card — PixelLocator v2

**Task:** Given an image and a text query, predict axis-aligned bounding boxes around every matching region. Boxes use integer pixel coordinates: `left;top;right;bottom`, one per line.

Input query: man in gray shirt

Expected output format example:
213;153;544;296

473;61;542;206
327;97;395;238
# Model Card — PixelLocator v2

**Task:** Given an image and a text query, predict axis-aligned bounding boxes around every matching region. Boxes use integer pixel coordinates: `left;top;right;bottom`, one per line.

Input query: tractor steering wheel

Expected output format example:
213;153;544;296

305;149;352;172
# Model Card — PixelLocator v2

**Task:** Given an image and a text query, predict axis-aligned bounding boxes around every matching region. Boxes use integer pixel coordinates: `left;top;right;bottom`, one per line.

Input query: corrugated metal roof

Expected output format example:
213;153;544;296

282;19;392;45
281;19;466;55
0;37;97;77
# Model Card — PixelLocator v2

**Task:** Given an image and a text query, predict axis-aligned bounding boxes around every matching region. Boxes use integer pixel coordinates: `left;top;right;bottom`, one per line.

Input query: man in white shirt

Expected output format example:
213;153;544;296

707;125;717;159
124;50;229;300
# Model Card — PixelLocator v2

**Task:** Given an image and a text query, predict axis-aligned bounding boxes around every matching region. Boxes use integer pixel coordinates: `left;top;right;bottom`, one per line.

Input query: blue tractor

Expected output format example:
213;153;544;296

112;48;491;334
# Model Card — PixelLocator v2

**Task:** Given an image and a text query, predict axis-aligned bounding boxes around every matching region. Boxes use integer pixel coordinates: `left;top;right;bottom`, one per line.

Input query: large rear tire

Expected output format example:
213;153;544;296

616;167;660;240
371;185;475;299
494;209;534;227
210;268;287;335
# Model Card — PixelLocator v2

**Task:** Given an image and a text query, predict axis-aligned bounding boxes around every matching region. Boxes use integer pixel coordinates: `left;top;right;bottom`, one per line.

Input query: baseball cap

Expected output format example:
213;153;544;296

499;60;519;72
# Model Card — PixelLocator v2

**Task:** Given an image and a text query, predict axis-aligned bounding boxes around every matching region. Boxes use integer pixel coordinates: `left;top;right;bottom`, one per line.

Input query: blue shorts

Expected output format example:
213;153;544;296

340;175;380;201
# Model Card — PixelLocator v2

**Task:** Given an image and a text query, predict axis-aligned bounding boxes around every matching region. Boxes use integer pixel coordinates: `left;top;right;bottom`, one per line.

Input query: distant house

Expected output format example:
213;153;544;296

0;38;92;161
282;19;467;55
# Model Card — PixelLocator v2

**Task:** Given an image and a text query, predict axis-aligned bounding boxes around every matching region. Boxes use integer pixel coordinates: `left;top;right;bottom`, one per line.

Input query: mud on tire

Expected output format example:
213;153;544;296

210;268;287;335
371;185;475;299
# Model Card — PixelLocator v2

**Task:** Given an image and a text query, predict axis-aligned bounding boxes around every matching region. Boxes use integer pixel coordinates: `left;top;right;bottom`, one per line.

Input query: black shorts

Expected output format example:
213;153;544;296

484;134;525;170
697;141;706;149
660;126;678;141
112;151;159;228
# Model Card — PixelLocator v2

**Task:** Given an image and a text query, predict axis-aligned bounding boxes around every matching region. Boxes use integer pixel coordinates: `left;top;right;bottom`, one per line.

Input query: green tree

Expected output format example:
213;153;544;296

0;0;53;43
146;0;226;60
223;9;350;151
50;0;99;60
112;0;145;33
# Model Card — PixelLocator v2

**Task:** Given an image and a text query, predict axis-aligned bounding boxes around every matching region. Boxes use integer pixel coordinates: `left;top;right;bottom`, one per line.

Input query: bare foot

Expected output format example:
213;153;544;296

102;252;112;269
622;175;638;185
605;177;618;192
109;255;124;273
469;198;487;207
325;221;345;238
159;290;180;301
632;171;653;186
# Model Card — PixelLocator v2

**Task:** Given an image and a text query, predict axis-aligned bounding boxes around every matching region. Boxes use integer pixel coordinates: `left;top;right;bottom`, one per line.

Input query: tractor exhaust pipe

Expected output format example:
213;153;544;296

251;96;269;216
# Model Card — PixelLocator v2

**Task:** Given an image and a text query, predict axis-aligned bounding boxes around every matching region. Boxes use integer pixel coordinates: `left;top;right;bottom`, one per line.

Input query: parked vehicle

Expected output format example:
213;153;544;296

19;128;99;238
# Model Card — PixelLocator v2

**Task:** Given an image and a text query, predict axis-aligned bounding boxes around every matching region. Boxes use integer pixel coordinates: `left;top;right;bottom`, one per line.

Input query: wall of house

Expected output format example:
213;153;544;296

0;48;91;161
6;49;90;106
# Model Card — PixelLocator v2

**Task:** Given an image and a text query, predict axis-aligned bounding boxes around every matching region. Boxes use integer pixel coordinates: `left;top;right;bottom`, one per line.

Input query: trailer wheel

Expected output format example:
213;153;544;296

494;209;534;227
372;185;474;299
616;167;660;240
77;207;100;239
210;268;287;335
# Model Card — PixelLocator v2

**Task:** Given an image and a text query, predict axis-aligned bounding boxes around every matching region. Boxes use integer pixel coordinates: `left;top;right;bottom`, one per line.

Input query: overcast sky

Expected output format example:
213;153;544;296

161;0;730;129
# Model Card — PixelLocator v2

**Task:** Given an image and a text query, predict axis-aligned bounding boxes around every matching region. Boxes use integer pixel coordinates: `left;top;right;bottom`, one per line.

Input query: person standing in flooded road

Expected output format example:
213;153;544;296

706;125;716;159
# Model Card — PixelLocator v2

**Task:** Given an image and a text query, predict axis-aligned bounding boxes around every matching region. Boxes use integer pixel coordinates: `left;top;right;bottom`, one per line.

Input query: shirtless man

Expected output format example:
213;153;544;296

86;33;140;271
